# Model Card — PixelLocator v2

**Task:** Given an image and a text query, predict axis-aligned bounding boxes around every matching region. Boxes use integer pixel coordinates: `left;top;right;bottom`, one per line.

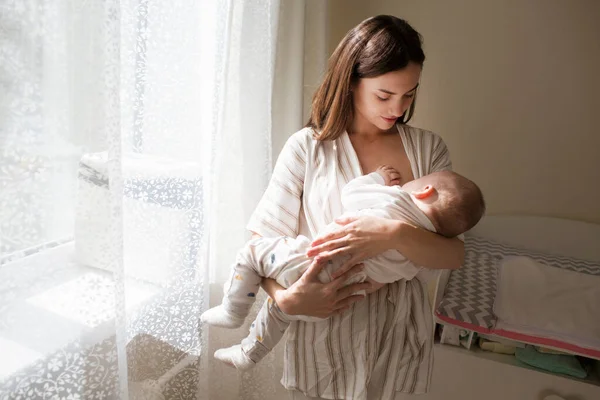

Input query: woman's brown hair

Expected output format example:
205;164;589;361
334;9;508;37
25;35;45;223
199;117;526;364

307;15;425;141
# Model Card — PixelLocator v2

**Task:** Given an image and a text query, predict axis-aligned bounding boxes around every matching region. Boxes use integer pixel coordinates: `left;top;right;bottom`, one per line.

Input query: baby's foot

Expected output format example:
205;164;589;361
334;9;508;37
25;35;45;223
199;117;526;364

214;345;256;370
375;165;401;186
200;305;244;328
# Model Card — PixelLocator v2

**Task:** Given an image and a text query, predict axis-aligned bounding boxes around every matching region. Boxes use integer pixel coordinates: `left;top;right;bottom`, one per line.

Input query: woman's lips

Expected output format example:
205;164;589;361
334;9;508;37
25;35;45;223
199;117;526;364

382;116;397;123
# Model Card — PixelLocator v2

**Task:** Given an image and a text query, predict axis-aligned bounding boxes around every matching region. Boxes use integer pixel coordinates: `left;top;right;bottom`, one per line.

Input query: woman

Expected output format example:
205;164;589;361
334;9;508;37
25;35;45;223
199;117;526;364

248;15;464;400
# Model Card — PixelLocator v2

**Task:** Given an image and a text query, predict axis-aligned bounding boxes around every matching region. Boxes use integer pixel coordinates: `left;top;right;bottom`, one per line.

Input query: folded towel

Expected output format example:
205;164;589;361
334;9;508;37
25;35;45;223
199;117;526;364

494;256;600;348
515;345;587;378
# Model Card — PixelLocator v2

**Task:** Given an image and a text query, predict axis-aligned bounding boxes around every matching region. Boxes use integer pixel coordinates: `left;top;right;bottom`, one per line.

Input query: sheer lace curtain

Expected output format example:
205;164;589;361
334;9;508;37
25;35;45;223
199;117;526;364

0;0;286;399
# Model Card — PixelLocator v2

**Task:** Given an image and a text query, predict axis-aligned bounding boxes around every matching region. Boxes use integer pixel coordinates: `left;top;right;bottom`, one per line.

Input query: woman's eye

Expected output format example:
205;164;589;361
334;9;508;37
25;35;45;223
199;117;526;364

377;96;389;101
404;92;415;99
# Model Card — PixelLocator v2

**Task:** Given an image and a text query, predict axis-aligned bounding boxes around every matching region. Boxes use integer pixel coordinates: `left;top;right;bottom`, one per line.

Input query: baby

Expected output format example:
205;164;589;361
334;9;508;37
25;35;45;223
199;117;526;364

201;166;485;369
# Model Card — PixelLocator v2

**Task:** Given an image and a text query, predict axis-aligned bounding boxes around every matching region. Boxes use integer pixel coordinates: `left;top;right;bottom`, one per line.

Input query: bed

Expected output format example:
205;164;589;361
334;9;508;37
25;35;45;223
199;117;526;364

401;215;600;400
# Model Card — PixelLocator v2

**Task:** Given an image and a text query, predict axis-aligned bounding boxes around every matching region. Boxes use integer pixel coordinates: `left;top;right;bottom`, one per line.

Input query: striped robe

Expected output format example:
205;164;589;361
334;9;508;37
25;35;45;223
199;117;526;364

247;125;453;400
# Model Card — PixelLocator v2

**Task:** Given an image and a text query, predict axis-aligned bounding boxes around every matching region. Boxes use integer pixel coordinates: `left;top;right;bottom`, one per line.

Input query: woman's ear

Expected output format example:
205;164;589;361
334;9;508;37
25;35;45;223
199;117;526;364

412;185;435;200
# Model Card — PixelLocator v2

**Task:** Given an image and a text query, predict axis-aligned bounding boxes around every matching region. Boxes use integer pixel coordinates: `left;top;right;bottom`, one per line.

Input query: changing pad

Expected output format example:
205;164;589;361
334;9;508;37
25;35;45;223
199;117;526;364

435;235;600;358
495;256;600;350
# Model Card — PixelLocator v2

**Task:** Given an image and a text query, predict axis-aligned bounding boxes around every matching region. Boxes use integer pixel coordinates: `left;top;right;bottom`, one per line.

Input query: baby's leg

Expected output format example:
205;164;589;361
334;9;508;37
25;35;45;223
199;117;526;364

214;297;291;370
201;237;279;328
201;236;310;328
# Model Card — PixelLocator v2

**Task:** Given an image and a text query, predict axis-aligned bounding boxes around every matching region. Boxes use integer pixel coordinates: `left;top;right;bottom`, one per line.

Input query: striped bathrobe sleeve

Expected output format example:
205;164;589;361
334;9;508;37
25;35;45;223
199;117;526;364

247;129;308;238
429;132;453;173
428;133;466;244
402;127;453;177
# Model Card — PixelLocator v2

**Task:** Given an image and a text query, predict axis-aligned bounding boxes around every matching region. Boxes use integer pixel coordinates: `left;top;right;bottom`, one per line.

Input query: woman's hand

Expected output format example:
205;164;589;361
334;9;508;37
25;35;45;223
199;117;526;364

274;257;373;318
363;278;385;294
307;215;401;279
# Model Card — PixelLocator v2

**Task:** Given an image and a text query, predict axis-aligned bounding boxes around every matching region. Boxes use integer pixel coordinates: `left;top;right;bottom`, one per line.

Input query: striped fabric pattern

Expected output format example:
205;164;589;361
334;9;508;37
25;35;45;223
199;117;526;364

247;125;453;399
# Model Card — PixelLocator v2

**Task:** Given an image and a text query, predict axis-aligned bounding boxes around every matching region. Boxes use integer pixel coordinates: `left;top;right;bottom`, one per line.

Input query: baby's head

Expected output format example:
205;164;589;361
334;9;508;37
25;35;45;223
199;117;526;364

402;171;485;237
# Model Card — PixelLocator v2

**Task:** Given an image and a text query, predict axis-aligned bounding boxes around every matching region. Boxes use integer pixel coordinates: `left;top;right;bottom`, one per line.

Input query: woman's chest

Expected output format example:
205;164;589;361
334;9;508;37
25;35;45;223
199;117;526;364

351;135;414;185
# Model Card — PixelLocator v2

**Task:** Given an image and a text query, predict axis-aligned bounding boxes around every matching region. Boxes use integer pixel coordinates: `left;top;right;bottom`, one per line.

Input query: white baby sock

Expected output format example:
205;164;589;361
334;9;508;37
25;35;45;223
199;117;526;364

200;305;244;329
214;345;255;370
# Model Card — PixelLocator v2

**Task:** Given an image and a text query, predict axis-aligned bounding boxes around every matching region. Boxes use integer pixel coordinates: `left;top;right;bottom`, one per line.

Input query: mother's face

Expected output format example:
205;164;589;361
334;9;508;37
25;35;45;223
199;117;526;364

352;62;422;132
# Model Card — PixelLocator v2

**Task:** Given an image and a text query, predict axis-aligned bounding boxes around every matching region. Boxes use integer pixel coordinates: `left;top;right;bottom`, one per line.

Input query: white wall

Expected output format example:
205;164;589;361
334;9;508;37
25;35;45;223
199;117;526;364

325;0;600;224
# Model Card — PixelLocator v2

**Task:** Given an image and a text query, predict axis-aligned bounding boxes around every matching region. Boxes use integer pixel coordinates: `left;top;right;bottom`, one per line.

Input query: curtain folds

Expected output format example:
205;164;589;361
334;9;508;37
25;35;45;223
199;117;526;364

0;1;285;399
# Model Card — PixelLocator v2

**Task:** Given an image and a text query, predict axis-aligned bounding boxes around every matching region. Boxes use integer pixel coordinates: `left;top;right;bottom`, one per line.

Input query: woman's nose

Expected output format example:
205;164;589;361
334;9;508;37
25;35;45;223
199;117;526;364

390;99;407;118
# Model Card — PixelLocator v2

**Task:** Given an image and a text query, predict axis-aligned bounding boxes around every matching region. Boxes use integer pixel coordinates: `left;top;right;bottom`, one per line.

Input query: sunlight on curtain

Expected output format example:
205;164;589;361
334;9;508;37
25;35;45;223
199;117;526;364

0;0;280;398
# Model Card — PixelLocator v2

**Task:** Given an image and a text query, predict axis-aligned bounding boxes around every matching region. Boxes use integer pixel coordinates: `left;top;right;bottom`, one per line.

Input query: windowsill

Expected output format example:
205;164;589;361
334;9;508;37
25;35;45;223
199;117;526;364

0;242;161;382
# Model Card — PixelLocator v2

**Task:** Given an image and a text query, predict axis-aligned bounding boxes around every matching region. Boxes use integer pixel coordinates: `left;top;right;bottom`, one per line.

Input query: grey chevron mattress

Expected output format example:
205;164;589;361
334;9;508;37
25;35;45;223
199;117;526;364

435;235;600;332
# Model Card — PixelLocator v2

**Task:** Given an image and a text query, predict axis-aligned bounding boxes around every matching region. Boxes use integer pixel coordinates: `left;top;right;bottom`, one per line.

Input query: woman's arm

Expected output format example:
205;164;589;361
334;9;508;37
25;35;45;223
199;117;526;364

390;219;464;269
307;215;464;279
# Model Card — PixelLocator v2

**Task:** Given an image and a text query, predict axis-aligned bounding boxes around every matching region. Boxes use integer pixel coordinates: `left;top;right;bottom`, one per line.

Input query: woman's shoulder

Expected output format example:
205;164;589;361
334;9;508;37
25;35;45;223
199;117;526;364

284;126;319;149
400;124;446;144
399;124;450;156
400;124;453;172
290;126;317;141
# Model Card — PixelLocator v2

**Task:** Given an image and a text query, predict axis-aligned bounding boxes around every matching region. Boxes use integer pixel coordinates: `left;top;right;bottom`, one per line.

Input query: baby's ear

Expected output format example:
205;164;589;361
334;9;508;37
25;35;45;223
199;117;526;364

412;185;435;199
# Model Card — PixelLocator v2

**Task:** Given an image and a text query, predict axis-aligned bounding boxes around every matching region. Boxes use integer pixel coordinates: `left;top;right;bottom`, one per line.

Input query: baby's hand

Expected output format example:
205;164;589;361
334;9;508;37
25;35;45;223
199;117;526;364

375;165;401;186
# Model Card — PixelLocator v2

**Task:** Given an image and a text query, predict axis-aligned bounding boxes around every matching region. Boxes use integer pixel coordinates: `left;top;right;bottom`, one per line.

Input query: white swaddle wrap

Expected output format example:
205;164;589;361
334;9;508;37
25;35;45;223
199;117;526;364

332;171;436;283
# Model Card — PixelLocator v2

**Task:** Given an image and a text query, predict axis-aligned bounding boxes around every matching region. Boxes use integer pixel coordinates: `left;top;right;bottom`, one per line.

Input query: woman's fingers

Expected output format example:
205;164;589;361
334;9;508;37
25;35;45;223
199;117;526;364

310;229;345;247
335;281;372;302
334;215;358;226
310;216;357;247
306;237;349;257
331;257;362;279
330;263;365;289
309;246;352;263
333;295;364;312
302;256;327;281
